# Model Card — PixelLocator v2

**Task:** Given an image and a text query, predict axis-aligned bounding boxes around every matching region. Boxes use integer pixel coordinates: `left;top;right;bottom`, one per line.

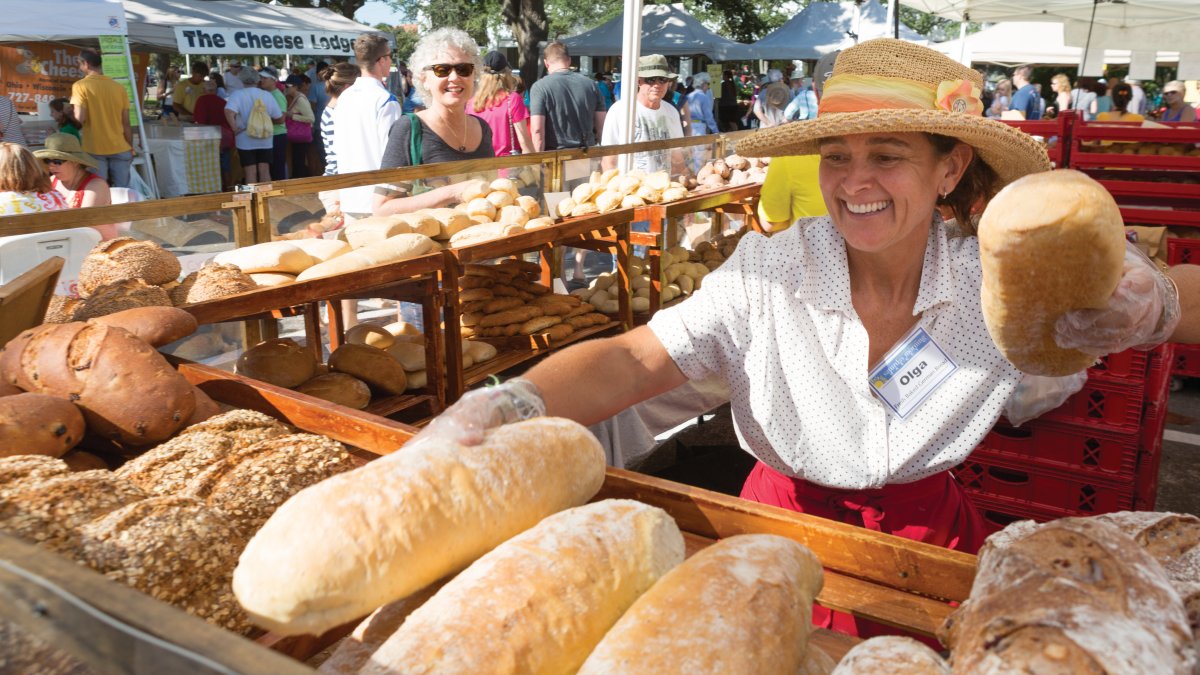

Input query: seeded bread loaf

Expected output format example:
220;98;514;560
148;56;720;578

171;263;257;305
0;455;70;493
0;470;148;556
72;279;172;320
78;237;180;297
234;417;607;636
362;500;684;675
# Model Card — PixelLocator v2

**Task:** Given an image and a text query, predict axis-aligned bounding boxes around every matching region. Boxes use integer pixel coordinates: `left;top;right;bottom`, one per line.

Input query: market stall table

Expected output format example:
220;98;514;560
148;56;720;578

145;122;222;197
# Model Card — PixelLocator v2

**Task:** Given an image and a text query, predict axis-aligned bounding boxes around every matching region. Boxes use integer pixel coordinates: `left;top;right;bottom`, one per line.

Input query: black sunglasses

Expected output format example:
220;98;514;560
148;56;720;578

42;159;65;166
425;63;475;78
642;77;670;85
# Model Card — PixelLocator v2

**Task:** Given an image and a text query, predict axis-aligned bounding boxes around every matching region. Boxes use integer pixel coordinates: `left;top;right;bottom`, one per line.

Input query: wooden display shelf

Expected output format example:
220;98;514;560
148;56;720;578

3;360;974;671
443;211;634;400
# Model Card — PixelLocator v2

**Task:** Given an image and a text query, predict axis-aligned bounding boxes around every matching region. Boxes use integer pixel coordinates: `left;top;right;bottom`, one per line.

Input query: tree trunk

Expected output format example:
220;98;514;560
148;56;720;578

503;0;548;91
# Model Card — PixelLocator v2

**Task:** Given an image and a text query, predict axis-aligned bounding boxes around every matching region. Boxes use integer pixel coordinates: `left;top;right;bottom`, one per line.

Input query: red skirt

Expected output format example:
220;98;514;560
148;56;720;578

739;461;987;639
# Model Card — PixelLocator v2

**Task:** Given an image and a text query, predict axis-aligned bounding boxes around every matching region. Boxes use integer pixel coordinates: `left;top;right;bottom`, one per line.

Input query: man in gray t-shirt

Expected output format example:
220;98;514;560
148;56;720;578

529;41;606;151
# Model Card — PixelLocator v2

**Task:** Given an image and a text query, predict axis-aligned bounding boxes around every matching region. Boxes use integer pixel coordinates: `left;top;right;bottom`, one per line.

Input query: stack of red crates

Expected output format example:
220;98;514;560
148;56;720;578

1169;240;1200;379
957;344;1173;534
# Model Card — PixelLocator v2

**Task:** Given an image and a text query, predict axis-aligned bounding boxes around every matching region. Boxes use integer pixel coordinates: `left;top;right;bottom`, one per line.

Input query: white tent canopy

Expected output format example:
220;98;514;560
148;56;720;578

0;0;386;55
0;0;128;41
751;0;926;60
932;21;1180;67
562;3;758;61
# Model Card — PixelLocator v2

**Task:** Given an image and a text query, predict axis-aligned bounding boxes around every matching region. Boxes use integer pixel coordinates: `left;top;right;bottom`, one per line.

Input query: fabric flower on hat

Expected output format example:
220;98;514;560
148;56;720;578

936;79;983;116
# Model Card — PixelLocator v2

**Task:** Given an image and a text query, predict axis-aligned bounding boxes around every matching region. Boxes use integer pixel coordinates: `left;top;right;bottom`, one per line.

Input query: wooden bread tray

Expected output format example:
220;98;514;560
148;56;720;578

1;360;976;671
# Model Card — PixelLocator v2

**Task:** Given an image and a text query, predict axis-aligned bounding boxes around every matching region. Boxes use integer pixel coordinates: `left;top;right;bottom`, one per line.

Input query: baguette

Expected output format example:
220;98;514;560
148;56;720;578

480;305;543;328
521;316;562;334
361;500;684;675
979;170;1126;376
233;418;607;635
579;534;822;675
482;297;524;314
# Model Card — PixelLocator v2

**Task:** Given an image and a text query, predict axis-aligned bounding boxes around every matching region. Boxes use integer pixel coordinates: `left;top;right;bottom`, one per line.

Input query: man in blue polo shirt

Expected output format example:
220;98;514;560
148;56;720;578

1009;66;1041;120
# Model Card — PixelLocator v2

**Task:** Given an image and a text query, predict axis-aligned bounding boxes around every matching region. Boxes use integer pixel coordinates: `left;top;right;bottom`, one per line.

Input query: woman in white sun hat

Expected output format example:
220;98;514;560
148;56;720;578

417;39;1192;633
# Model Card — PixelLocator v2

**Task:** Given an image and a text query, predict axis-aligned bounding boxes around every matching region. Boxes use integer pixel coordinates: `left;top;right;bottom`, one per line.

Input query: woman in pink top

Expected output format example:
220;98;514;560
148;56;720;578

469;51;532;157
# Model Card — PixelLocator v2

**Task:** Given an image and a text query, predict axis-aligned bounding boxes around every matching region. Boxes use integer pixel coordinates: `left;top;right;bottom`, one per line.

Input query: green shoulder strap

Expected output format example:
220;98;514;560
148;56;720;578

406;112;423;166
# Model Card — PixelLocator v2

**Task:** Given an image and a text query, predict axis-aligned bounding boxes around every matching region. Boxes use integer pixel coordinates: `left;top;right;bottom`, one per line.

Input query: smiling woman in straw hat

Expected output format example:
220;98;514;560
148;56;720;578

410;39;1188;630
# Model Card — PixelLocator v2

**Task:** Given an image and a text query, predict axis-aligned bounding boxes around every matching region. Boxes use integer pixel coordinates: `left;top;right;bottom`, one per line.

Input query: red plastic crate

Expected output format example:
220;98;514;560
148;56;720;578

1173;342;1200;378
1135;344;1173;510
1168;237;1200;266
1038;378;1145;431
978;419;1140;477
969;492;1074;530
1087;348;1149;384
955;455;1136;516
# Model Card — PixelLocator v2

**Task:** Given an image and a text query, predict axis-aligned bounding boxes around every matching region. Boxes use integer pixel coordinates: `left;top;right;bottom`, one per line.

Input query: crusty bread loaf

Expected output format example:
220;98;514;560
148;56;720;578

354;233;435;266
829;636;949;674
0;323;197;446
78;237;180;296
236;339;319;388
296;373;372;410
43;294;80;323
295;252;373;282
426;208;472;238
361;499;685;675
0;393;86;458
344;216;412;249
89;306;198;347
317;582;446;674
214;241;314;274
0;470;148;556
941;517;1195;673
73;278;172;320
345;324;395;350
328;343;407;395
1096;511;1200;564
171;264;257;305
289;238;350;263
579;534;823;675
449;222;522;248
978;170;1127;376
397;212;441;238
233;417;607;635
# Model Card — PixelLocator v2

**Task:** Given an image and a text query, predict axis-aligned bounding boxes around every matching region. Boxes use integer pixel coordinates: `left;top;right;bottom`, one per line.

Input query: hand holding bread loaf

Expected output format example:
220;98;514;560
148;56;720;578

979;170;1129;375
233;417;607;635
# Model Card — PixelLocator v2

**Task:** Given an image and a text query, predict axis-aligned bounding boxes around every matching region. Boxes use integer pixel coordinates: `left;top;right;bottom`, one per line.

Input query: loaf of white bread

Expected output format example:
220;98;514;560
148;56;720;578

978;169;1127;376
578;534;823;675
359;499;685;675
829;636;949;674
940;517;1195;673
233;417;607;635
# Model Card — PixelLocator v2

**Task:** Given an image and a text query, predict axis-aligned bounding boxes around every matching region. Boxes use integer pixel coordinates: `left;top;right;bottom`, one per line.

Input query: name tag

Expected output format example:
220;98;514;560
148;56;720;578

867;326;958;420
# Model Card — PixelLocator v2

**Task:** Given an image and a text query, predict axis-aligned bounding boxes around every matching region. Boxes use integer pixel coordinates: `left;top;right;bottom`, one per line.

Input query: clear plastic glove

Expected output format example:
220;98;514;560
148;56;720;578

1055;241;1180;357
411;378;545;447
1004;371;1088;427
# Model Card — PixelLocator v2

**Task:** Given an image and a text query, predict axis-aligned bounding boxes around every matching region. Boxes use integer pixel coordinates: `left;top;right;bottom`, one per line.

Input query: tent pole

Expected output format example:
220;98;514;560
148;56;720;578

888;0;898;39
618;0;644;173
958;14;969;65
185;53;190;73
125;39;159;199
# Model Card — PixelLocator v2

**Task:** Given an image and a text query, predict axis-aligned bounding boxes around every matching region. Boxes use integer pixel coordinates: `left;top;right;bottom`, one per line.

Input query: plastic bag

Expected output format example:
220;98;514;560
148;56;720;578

1003;371;1088;427
247;98;274;140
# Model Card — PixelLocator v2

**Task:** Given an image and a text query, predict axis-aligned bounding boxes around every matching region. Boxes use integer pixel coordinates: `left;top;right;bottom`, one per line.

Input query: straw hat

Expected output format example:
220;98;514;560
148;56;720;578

34;133;98;169
737;39;1051;187
637;54;677;80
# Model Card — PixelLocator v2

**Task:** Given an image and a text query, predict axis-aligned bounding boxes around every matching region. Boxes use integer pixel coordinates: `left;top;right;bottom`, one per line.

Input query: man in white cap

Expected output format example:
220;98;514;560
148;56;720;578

600;54;684;174
224;60;245;93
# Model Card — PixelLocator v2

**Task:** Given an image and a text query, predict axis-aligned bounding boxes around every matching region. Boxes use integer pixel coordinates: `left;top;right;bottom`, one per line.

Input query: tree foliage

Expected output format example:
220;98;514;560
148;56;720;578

263;0;369;21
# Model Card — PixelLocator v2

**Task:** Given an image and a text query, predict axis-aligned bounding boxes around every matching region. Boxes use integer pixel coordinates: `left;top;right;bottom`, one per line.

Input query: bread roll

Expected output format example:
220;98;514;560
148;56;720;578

465;197;497;220
498;204;529;226
427;208;473;238
89;306;198;347
397;212;441;238
579;534;822;675
458;178;489;203
233;417;607;635
0;393;85;458
386;341;426;372
236;339;318;388
486;190;515;210
214;241;314;274
829;637;949;674
940;517;1194;673
361;500;684;674
466;340;497;363
979;170;1126;376
383;321;422;338
0;323;196;446
78;237;181;296
490;178;519;198
248;272;296;287
296;373;372;410
515;195;540;219
289;238;350;263
404;369;428;391
328;343;407;395
345;324;395;350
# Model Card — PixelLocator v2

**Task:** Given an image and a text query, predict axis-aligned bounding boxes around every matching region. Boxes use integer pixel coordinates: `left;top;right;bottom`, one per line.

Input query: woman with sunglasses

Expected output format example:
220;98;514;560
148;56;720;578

32;133;117;238
374;28;494;217
1161;81;1197;123
0;142;69;216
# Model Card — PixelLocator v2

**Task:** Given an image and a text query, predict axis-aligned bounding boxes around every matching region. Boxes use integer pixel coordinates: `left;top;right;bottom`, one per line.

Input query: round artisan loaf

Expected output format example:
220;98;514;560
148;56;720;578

328;343;407;394
171;263;257;305
0;322;197;446
233;417;608;636
0;470;149;555
579;534;823;675
236;339;319;388
73;278;173;320
978;170;1127;376
361;500;685;675
88;306;199;347
295;373;372;410
345;324;395;350
214;241;314;274
78;237;181;296
829;636;949;674
0;393;86;458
